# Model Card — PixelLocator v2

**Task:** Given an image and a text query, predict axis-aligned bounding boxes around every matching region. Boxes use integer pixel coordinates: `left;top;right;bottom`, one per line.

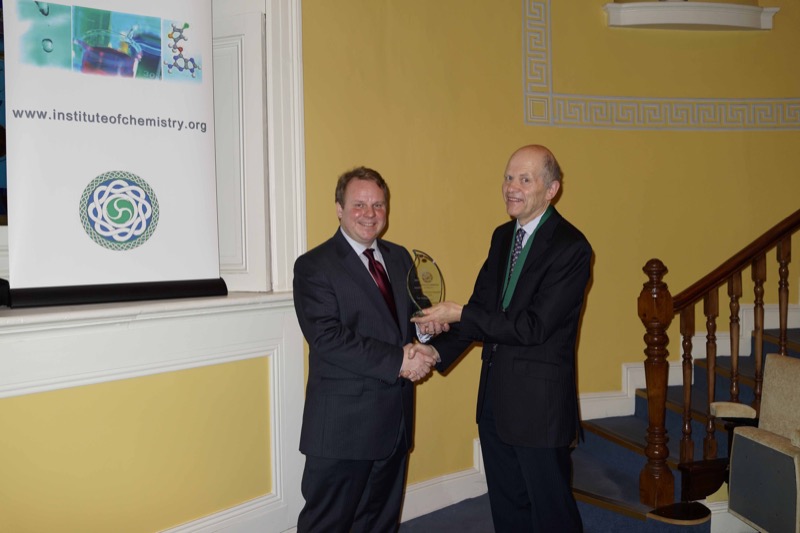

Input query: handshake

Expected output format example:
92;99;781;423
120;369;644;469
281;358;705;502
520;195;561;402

398;302;462;382
399;343;439;383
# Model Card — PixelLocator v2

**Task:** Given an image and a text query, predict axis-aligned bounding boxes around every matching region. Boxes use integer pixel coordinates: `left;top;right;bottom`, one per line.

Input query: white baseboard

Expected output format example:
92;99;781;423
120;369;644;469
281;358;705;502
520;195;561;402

579;360;684;420
400;438;487;522
161;495;289;533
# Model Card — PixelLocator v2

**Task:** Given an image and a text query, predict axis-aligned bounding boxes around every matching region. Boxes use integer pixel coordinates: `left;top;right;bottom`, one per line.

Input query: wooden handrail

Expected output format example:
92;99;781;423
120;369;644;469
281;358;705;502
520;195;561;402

638;208;800;509
673;209;800;310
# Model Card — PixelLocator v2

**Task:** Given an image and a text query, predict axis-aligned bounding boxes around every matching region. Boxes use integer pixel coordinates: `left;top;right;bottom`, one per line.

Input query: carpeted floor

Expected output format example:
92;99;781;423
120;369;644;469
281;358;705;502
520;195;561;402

399;494;494;532
399;493;711;532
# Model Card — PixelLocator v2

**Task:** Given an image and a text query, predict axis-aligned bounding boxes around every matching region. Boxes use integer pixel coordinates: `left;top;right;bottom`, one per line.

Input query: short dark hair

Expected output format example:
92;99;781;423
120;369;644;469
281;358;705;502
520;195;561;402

335;166;390;205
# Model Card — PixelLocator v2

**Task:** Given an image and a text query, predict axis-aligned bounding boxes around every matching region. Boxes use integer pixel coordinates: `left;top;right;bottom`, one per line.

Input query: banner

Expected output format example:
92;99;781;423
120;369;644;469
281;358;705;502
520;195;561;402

1;0;225;306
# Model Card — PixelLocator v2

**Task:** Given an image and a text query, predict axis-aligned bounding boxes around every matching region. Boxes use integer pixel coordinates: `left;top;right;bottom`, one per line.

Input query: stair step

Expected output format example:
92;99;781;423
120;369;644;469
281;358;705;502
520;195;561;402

572;445;712;527
572;447;652;520
692;359;757;416
689;328;800;395
764;328;800;356
632;389;730;459
695;356;757;389
636;386;718;424
582;416;681;468
646;502;711;526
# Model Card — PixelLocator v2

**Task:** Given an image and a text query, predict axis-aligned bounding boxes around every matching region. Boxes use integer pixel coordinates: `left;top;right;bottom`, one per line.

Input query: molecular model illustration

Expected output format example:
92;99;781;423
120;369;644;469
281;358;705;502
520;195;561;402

164;22;201;78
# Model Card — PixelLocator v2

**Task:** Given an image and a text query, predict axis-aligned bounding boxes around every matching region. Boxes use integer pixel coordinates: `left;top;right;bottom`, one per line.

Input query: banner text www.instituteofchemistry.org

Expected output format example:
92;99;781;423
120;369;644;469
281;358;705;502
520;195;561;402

10;107;208;133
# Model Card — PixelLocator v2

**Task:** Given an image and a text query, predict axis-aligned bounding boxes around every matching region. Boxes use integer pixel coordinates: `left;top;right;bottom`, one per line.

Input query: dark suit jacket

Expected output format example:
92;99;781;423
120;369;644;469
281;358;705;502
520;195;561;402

293;230;416;460
433;207;592;448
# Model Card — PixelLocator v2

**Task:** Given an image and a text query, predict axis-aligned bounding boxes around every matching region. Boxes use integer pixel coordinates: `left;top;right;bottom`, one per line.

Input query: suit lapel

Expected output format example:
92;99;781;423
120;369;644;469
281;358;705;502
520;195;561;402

494;222;516;309
493;208;562;309
333;232;393;319
517;207;561;278
333;232;403;334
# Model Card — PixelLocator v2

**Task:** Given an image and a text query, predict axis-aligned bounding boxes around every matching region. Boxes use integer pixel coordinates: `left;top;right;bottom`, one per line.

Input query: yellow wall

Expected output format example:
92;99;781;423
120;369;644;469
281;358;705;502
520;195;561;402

0;358;271;532
302;0;800;484
6;3;793;527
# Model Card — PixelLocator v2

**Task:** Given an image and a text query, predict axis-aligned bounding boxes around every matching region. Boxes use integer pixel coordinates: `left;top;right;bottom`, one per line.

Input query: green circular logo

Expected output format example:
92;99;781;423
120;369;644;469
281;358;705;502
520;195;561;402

79;170;159;251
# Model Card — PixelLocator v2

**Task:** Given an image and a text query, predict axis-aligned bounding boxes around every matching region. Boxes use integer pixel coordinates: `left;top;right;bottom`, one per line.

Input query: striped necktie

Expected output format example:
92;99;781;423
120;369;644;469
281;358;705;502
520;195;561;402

364;248;399;325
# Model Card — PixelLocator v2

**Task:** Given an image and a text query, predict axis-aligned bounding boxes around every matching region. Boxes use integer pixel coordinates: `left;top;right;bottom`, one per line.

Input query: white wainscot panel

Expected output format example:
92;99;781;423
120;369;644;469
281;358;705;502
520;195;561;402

0;293;305;533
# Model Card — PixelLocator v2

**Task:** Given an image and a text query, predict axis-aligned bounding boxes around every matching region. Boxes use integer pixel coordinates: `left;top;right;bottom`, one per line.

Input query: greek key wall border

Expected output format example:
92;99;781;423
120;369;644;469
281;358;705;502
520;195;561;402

523;0;800;131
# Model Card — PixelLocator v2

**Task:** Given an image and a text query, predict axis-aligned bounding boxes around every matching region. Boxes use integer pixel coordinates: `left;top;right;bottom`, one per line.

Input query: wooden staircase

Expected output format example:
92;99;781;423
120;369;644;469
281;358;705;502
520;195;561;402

576;329;798;527
572;208;800;528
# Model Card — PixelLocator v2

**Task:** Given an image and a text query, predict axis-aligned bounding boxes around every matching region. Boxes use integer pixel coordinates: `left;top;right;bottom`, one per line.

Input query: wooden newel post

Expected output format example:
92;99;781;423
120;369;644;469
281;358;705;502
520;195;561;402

638;259;675;508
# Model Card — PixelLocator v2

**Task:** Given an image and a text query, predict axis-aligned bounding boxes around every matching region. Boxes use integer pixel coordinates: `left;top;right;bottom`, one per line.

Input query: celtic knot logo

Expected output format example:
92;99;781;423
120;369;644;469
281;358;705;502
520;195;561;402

79;171;159;251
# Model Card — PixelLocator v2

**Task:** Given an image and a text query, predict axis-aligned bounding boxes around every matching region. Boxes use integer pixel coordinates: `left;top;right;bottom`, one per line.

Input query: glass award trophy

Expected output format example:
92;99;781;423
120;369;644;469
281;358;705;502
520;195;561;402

407;249;445;316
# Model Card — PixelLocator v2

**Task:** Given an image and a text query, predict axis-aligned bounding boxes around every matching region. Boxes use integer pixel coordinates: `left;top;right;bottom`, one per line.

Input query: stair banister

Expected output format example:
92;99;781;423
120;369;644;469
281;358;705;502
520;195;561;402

638;208;800;508
637;259;675;508
671;209;800;310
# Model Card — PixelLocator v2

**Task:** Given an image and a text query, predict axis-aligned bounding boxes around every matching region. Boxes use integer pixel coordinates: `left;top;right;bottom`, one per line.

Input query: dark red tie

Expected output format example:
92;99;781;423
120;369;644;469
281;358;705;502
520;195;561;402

364;248;398;324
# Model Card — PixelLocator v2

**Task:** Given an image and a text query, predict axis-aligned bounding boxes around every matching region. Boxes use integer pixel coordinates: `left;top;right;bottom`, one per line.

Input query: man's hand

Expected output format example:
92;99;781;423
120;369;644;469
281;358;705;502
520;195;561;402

407;342;440;363
399;343;437;382
410;301;463;326
415;316;450;336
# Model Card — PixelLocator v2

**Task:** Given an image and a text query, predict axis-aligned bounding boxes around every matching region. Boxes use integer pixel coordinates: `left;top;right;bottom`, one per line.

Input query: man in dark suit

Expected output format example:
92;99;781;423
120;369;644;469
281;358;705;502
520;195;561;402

293;166;437;533
412;145;592;532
